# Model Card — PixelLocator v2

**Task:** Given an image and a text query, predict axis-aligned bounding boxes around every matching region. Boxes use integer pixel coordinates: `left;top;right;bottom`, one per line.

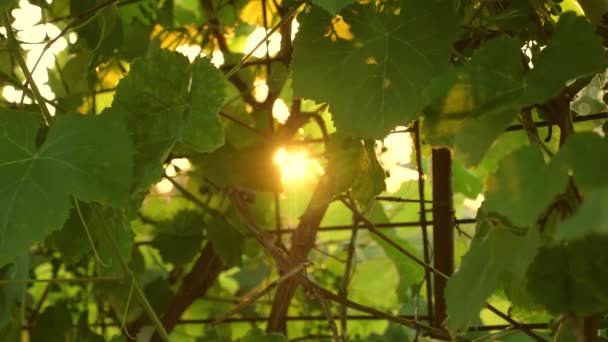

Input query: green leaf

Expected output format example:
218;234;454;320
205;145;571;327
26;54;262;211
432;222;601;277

312;0;354;14
194;142;282;192
180;57;226;152
326;134;386;208
0;0;16;10
71;1;124;63
423;36;524;166
349;256;399;309
0;255;29;330
446;210;540;330
423;15;605;165
112;45;225;198
46;206;95;264
0;110;133;266
524;13;606;103
74;313;104;342
556;187;608;240
51;50;94;97
292;0;460;138
527;236;608;315
452;159;483;198
144;278;174;313
554;132;608;193
206;216;244;267
111;44;191;191
151;210;205;265
242;328;286;342
30;303;73;342
372;230;423;303
483;145;568;227
89;205;134;277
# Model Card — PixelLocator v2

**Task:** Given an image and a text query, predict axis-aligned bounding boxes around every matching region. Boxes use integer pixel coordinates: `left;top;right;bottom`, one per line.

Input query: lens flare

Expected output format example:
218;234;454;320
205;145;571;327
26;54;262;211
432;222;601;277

273;148;323;184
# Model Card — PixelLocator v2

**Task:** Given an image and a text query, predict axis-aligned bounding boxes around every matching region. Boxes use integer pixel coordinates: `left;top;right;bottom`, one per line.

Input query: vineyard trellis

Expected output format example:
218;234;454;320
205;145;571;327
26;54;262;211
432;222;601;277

2;0;608;341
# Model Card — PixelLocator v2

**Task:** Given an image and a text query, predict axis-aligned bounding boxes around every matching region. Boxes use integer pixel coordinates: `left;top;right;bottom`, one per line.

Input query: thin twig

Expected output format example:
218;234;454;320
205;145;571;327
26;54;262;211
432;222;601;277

339;198;449;279
228;192;453;340
413;120;434;325
2;12;53;124
376;196;433;203
311;288;341;342
219;112;268;138
339;205;359;340
164;173;224;218
0;276;122;285
24;0;121;97
213;262;310;325
26;282;52;326
224;2;303;80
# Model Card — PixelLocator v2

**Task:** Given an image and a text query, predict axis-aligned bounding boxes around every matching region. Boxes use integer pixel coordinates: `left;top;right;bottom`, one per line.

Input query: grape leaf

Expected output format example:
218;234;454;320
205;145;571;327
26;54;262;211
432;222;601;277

325;134;386;208
483;145;568;227
446;211;540;330
181;57;226;152
151;210;205;265
111;44;190;191
47;203;135;272
527;236;608;315
556;187;608;240
312;0;354;14
46;206;96;264
206;216;244;267
0;0;16;10
74;313;105;342
111;44;225;196
554;132;608;193
292;0;460;138
89;205;134;277
30;304;74;342
194;142;282;192
0;255;28;330
0;110;133;266
372;231;423;302
452;159;483;198
423;36;525;166
423;14;605;166
349;257;399;309
71;1;123;63
368;204;423;302
523;13;606;103
242;328;286;342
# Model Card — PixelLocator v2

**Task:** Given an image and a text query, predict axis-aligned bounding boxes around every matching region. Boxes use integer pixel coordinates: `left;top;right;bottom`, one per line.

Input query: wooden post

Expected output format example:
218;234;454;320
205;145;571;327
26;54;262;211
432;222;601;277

431;148;454;328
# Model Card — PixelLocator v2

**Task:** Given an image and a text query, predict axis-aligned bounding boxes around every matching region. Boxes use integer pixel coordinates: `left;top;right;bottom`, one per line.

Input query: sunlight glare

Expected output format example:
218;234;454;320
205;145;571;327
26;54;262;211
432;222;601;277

464;194;485;211
171;158;192;172
211;50;224;67
244;27;281;58
272;98;290;123
379;127;418;192
291;18;299;41
176;43;202;62
274;148;322;184
2;0;64;114
254;78;269;102
155;179;174;194
2;86;32;104
11;0;41;30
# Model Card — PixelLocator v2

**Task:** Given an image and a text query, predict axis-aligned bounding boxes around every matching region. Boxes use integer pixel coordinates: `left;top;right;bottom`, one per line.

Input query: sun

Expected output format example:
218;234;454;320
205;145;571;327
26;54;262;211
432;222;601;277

273;148;323;185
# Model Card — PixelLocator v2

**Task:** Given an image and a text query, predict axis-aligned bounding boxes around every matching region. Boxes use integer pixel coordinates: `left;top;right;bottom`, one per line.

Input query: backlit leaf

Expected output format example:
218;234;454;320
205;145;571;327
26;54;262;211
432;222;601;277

483;146;568;227
312;0;354;14
0;110;133;266
524;13;606;103
292;0;460;138
446;210;540;330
